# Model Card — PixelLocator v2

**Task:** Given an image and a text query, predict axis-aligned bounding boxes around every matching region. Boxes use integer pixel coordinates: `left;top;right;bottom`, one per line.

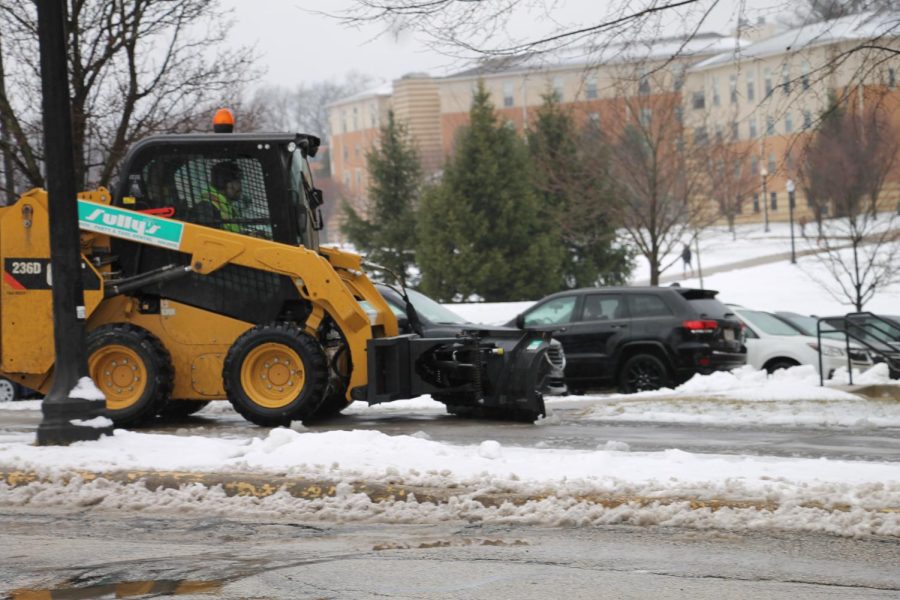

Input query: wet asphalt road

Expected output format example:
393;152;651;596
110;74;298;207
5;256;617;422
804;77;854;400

2;505;900;599
2;401;900;462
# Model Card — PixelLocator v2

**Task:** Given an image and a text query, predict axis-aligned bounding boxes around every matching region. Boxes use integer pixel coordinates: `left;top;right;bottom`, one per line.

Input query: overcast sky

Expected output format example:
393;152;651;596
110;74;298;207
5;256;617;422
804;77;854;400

226;1;791;89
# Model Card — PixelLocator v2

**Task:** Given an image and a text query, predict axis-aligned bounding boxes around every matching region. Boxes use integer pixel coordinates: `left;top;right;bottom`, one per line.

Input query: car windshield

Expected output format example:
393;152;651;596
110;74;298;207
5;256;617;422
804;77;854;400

741;310;804;336
778;314;843;338
406;289;469;325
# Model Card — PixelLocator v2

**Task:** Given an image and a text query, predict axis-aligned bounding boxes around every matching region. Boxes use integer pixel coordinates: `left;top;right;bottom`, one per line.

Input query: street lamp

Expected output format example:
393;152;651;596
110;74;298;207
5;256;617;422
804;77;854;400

760;166;770;233
786;179;796;264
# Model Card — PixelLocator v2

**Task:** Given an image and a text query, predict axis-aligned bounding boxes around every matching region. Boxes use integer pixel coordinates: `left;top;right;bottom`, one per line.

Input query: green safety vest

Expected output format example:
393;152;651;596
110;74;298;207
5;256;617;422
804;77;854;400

206;187;240;233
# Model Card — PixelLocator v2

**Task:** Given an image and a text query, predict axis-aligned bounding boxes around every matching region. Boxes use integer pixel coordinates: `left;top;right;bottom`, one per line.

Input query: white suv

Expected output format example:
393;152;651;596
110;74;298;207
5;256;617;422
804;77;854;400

732;307;872;378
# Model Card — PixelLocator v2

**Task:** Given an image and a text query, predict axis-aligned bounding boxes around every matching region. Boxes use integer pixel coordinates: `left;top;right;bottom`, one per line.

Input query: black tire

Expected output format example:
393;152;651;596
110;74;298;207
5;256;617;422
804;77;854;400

223;322;328;427
619;353;672;394
157;400;211;419
86;324;174;427
765;359;799;374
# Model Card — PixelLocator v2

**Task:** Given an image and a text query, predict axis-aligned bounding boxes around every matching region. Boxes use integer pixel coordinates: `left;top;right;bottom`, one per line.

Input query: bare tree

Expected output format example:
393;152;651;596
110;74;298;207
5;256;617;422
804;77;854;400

786;0;896;26
698;123;758;239
338;1;720;59
602;71;716;285
798;94;900;311
250;72;376;142
0;0;260;192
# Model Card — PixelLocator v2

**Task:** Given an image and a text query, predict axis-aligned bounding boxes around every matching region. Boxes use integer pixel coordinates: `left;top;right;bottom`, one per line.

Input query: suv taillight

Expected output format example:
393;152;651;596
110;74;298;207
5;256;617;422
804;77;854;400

683;319;719;334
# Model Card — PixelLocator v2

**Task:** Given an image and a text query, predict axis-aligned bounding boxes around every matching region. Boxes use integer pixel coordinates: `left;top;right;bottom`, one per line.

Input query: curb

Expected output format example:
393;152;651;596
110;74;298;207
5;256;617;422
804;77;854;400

832;384;900;402
2;469;898;514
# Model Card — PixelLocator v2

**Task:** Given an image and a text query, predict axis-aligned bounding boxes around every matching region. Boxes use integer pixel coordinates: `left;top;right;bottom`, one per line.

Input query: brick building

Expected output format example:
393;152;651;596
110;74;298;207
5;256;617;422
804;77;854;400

327;12;900;242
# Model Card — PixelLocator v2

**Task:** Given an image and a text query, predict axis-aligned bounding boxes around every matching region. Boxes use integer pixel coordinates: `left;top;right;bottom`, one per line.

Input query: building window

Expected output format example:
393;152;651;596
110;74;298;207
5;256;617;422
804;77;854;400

673;64;686;91
750;155;759;177
768;153;777;175
785;112;794;133
638;70;650;95
712;75;721;107
352;107;358;130
729;74;738;104
694;126;708;145
766;116;775;136
342;145;348;161
370;103;378;128
889;68;897;89
746;71;755;101
748;117;757;139
781;63;791;94
586;76;598;100
715;124;723;143
588;112;600;124
803;110;812;130
553;77;564;102
731;122;739;140
786;152;795;171
503;81;515;108
692;91;706;110
801;61;810;90
764;68;773;97
341;110;348;134
674;106;683;123
753;193;760;213
640;107;652;126
770;192;778;211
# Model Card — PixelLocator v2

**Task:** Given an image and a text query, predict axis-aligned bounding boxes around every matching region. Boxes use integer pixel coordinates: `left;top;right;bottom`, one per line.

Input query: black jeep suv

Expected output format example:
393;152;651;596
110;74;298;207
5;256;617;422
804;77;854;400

509;286;745;393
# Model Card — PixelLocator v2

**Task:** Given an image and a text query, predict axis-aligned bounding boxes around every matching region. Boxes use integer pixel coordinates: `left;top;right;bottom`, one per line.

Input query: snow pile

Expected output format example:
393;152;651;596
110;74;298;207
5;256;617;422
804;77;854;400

0;427;898;536
577;365;900;427
69;377;105;401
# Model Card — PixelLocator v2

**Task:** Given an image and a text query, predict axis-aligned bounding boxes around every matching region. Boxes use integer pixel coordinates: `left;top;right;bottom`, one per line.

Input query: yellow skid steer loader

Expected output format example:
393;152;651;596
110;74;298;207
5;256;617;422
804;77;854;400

0;125;552;427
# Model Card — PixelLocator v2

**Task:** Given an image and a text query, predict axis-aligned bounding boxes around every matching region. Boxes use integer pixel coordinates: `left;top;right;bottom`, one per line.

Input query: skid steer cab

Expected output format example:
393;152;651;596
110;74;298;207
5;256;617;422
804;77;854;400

0;122;553;427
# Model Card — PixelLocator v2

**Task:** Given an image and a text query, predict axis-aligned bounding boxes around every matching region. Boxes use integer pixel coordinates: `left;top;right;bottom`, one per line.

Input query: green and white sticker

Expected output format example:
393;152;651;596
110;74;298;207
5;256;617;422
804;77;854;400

78;201;184;250
527;339;544;351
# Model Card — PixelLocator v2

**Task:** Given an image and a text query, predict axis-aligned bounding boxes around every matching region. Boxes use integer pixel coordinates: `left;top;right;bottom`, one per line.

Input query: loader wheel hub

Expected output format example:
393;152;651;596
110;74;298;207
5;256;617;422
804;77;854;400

240;343;305;409
88;346;147;410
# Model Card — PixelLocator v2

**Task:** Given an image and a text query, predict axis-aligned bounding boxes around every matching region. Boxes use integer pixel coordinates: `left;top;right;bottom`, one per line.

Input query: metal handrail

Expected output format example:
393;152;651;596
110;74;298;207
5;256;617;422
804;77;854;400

816;312;900;386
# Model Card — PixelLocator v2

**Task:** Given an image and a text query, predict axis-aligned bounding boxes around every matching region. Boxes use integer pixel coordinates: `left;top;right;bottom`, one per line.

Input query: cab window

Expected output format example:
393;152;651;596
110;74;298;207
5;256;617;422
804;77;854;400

132;154;274;240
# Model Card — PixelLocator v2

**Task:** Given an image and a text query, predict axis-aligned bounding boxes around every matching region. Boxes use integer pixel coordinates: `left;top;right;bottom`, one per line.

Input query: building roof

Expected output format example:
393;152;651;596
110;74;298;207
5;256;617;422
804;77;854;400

691;10;900;72
326;81;393;109
441;33;742;80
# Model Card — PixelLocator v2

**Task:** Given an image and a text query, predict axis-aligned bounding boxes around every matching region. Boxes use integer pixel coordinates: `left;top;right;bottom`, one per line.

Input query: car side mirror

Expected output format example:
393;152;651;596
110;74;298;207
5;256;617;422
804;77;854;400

396;314;410;332
515;313;525;329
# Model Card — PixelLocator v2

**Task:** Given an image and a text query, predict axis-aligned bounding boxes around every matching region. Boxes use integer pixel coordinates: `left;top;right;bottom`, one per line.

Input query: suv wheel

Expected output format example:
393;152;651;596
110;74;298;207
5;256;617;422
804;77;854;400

620;354;672;393
0;378;19;402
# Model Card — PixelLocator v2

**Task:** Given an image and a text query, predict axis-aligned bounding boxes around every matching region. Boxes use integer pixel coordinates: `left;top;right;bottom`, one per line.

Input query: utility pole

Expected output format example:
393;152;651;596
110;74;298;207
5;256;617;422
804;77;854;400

36;0;110;445
786;179;796;264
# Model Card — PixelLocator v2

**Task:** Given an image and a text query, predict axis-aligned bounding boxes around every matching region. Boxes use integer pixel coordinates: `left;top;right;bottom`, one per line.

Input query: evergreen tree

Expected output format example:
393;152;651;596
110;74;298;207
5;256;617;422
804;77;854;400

342;111;421;279
417;81;562;301
528;93;632;288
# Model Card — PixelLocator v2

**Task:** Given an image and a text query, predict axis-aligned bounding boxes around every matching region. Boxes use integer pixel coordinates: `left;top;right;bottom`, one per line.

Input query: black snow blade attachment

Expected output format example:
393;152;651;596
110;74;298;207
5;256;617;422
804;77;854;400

363;330;552;422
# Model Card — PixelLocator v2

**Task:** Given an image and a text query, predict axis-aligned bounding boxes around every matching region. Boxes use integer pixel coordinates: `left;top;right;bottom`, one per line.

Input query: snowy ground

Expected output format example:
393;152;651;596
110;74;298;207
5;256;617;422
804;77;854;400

1;218;899;538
